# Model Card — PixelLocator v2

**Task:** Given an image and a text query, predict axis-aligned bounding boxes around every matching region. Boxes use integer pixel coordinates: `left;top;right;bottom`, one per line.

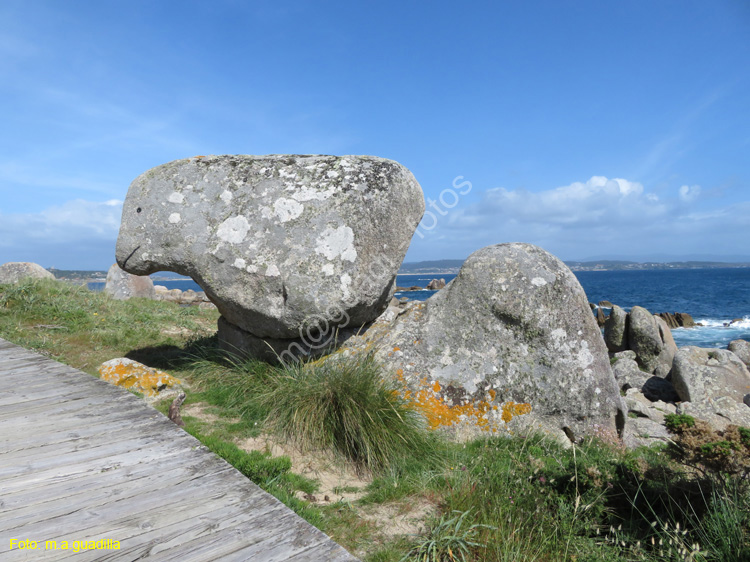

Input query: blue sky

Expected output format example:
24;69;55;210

0;0;748;269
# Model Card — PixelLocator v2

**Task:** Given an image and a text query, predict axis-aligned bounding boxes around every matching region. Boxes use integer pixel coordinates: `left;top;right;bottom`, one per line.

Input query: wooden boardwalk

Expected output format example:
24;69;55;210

0;338;358;561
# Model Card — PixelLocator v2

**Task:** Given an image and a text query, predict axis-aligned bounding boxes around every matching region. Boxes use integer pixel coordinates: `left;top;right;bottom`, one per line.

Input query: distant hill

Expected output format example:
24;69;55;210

49;268;108;281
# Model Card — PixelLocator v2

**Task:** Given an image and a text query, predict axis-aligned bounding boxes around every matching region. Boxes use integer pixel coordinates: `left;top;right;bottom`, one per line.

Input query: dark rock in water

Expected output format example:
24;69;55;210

104;263;155;300
331;243;625;443
116;154;424;339
728;339;750;368
0;262;55;284
426;278;446;290
595;307;607;327
598;300;613;308
657;312;679;329
675;312;695;328
604;305;628;353
656;312;695;329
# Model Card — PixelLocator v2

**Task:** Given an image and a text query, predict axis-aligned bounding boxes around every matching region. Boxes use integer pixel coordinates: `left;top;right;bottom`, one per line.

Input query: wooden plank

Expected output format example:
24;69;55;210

0;338;358;561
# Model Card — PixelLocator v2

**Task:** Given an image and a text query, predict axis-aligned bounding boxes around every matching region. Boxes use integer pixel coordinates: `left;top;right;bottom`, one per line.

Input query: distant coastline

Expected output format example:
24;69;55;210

399;259;750;274
45;260;750;282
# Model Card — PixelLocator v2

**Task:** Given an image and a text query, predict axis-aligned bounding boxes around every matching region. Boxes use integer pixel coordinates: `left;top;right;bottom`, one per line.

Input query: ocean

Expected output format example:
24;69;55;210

89;267;750;349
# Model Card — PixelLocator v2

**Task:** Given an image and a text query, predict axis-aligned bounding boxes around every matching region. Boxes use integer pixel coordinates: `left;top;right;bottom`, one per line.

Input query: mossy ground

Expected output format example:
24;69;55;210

1;278;749;561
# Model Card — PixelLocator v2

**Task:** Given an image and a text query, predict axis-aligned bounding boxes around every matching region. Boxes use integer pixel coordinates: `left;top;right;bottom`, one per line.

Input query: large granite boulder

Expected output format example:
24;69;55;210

0;262;55;284
104;264;155;300
728;339;750;368
603;305;628;352
671;347;750;404
116;155;424;339
334;243;625;443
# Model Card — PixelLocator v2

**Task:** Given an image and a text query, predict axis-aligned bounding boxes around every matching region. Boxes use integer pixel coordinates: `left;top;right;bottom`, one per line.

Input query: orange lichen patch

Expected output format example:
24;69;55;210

98;358;181;398
393;369;531;432
500;401;533;423
392;346;401;352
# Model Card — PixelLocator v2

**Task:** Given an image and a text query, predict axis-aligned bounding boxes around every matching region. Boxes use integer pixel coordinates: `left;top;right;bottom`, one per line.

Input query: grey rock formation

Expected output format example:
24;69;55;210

677;397;750;432
653;316;677;378
116;155;424;339
728;339;750;368
0;262;55;284
604;305;628;353
612;355;679;402
627;306;663;373
334;243;625;442
626;307;676;376
104;264;155;300
671;347;750;404
426;278;446;290
612;356;648;391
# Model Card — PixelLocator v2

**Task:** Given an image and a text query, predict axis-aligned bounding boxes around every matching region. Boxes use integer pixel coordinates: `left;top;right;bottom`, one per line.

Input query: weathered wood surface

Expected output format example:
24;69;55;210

0;338;358;561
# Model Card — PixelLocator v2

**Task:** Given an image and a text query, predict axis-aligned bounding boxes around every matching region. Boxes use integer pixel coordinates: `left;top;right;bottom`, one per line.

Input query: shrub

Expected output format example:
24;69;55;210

664;414;696;432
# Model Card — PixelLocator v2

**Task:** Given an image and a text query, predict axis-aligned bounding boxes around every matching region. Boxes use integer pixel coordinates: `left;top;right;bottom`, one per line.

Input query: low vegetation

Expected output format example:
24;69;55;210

2;278;749;561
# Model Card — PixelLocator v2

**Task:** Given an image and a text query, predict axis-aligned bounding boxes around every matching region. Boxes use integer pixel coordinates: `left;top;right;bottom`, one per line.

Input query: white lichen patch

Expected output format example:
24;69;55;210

576;342;594;367
169;213;181;224
321;263;335;276
531;277;547;287
233;258;247;269
266;264;280;277
217;216;250;244
315;225;357;262
340;273;352;298
273;198;304;223
220;190;233;204
168;192;184;204
291;185;335;202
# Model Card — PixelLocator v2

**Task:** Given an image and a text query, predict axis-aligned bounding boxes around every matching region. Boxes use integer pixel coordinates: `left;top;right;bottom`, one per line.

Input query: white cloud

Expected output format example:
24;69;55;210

409;176;750;261
678;184;701;202
0;199;123;268
448;176;664;228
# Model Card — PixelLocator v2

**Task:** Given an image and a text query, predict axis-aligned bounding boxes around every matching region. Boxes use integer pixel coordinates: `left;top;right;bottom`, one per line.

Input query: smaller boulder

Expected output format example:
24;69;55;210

104;264;155;300
426;278;447;290
671;347;750;404
604;305;628;352
627;307;676;376
728;339;750;368
99;358;181;400
0;262;55;284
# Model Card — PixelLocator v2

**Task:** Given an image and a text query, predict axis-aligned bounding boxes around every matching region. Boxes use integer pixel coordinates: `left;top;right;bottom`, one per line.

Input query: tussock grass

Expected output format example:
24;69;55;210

189;351;439;474
257;354;436;473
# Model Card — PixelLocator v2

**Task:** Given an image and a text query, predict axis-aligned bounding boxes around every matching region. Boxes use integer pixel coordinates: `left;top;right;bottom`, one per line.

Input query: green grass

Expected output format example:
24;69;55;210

2;279;750;561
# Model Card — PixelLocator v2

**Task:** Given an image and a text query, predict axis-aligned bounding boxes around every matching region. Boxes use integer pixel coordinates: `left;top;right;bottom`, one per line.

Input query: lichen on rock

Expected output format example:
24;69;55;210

99;358;181;400
332;243;625;443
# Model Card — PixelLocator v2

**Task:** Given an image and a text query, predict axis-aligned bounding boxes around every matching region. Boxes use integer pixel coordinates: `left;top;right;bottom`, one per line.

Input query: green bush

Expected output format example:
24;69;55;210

664;414;696;432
